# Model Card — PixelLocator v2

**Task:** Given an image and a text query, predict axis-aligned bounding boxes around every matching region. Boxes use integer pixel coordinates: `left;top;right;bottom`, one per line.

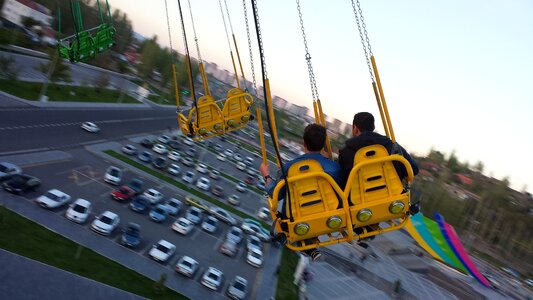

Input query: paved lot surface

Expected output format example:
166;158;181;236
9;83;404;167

0;249;146;300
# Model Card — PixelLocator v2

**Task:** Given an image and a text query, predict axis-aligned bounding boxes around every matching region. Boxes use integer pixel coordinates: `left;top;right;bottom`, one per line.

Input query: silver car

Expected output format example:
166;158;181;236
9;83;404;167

226;276;248;300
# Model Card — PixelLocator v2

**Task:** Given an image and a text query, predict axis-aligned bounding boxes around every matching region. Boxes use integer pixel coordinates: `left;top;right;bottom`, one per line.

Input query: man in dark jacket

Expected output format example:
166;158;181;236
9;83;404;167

339;112;419;186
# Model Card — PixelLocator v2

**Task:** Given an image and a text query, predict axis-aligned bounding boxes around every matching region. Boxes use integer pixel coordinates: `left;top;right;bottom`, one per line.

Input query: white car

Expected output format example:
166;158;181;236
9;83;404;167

65;198;92;223
149;240;176;262
201;216;218;233
196;163;208;174
158;135;170;144
257;207;270;221
182;171;195;183
104;166;122;185
196;177;210;191
201;267;224;291
224;149;234;157
164;198;182;215
209;170;220;180
234;153;242;162
167;164;181;176
247;235;263;252
91;211;120;235
216;154;226;161
175;255;199;278
0;162;21;179
236;162;247;171
185;206;203;224
152;144;168;155
241;219;271;242
228;194;241;206
81;121;99;133
36;189;71;209
182;157;194;167
183;137;195;146
236;182;247;193
209;207;237;225
244;156;254;166
142;189;163;205
121;144;137;155
171;217;194;235
246;248;264;268
168;151;181;161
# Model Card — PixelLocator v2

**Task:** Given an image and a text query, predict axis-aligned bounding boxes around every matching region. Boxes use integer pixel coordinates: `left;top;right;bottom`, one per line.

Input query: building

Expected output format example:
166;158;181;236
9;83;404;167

272;95;288;110
1;0;52;27
286;103;309;117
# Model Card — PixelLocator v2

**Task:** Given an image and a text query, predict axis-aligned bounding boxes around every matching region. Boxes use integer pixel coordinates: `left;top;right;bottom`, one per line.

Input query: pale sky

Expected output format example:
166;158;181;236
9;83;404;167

108;0;533;193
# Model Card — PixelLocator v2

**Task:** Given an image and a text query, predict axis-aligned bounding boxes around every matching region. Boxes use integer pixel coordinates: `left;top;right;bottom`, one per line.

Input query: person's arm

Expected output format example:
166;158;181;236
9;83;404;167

260;163;276;197
400;146;419;176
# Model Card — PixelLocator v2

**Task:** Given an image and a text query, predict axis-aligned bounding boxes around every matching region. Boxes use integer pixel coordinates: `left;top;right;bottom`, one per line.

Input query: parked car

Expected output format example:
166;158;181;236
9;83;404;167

0;162;22;179
121;144;137;156
256;179;266;190
224;149;234;157
121;222;141;248
241;219;271;242
208;207;237;225
234;153;242;162
91;211;120;235
184;195;209;211
158;135;170;144
104;166;122;185
163;198;182;215
168;151;181;161
140;139;154;148
236;182;247;193
186;148;197;158
244;156;254;166
172;217;194;235
226;276;248;300
226;226;244;244
236;162;246;171
247;235;263;252
149;204;168;222
246;168;257;177
182;157;194;166
130;195;150;213
214;144;223;151
216;154;226;161
152;144;168;155
142;189;163;205
246;248;264;268
183;137;195;146
111;185;136;202
196;163;208;174
201;216;218;233
149;240;176;262
228;194;241;206
126;178;144;195
209;169;220;180
168;140;181;150
201;267;224;290
211;185;224;197
244;176;255;185
257;207;270;221
36;189;71;209
219;239;238;257
182;171;195;183
167;164;181;176
175;255;199;277
196;177;210;191
185;206;203;224
138;151;153;162
2;174;40;194
152;157;167;169
65;198;92;223
81;121;99;133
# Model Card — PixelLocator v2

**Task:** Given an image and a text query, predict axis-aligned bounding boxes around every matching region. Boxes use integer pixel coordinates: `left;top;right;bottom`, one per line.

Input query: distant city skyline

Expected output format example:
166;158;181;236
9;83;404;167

108;0;533;193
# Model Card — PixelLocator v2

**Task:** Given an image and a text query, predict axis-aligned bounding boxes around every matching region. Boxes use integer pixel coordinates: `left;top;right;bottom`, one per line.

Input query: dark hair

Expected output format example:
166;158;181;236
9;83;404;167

353;112;375;132
303;123;326;152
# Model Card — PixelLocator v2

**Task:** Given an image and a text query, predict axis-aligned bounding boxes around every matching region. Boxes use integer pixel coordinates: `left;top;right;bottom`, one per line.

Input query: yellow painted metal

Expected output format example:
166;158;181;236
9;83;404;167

265;79;280;167
229;51;241;90
312;100;319;123
370;55;395;143
372;81;389;138
221;88;253;132
316;99;333;160
256;107;267;165
184;54;195;102
232;34;246;84
171;64;180;110
198;62;211;96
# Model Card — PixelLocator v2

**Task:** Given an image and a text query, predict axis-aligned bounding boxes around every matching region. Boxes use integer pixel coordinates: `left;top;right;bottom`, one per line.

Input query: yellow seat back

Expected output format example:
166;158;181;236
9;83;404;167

222;88;252;130
187;95;224;138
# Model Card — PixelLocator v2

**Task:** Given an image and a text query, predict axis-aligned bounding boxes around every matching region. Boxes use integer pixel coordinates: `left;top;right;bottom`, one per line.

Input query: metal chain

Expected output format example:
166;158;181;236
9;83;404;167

295;0;319;101
356;0;373;56
187;0;203;63
351;0;374;80
252;0;267;79
218;0;233;53
223;0;235;35
243;0;258;96
164;0;175;56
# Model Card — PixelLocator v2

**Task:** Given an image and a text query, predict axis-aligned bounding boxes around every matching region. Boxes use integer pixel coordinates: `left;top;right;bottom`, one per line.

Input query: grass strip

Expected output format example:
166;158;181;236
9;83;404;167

0;206;187;300
0;80;139;103
276;248;300;300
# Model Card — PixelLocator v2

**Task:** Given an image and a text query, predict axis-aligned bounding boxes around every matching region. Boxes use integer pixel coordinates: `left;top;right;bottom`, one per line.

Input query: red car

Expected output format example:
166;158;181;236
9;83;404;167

244;176;255;185
111;185;136;202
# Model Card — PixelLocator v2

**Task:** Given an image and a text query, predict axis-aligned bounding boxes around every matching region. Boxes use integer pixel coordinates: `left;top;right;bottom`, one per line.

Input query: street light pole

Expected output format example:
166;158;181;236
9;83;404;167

38;51;58;102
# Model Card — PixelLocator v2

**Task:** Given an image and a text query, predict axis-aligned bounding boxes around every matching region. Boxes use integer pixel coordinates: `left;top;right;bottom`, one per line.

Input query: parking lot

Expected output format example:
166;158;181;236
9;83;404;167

1;131;280;299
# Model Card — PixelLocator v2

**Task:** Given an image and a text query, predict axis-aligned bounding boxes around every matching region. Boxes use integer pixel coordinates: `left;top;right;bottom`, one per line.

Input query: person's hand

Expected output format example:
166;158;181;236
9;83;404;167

259;163;270;177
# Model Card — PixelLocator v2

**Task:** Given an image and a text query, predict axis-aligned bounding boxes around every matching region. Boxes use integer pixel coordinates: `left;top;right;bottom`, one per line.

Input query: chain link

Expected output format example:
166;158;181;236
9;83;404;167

356;0;373;56
351;0;374;81
252;0;267;79
223;0;235;35
187;0;202;63
295;0;319;101
243;0;258;96
164;0;175;55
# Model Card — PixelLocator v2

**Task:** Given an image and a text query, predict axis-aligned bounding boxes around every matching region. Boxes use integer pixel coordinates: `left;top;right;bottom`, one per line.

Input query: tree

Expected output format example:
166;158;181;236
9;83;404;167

138;36;159;78
428;148;445;164
93;74;110;91
35;49;72;83
446;150;461;173
0;55;19;80
473;161;484;173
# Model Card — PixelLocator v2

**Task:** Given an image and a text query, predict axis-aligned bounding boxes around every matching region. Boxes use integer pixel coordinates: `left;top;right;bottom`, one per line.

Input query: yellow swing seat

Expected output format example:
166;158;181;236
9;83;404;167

222;88;253;132
177;95;225;140
346;145;414;240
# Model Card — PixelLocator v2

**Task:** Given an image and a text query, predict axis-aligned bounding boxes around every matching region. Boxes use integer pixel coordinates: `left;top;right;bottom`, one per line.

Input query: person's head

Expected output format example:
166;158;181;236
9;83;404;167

352;112;375;136
303;123;326;152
